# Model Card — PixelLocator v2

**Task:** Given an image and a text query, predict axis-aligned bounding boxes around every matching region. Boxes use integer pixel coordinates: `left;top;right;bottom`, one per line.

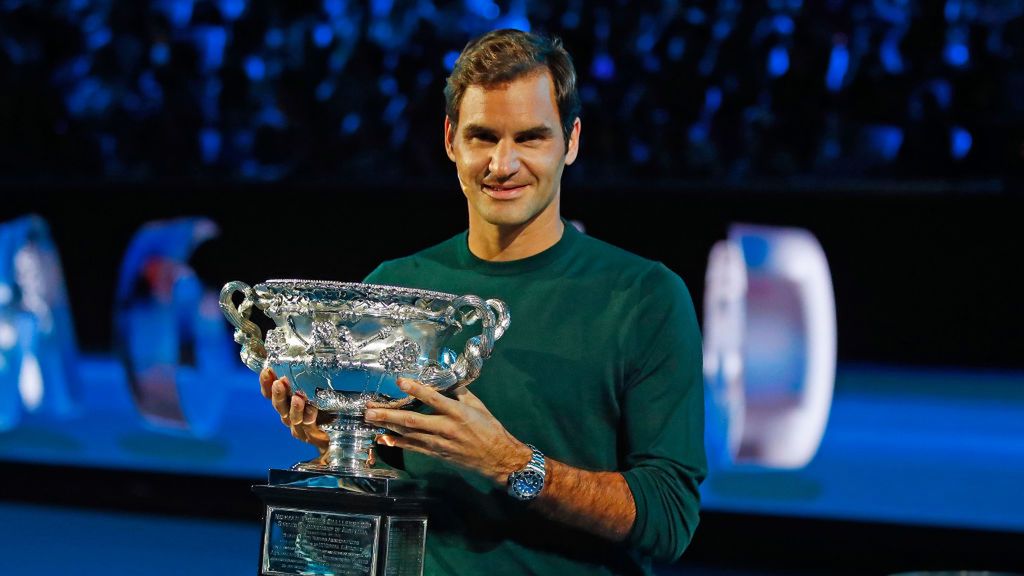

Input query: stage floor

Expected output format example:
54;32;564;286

1;358;1022;574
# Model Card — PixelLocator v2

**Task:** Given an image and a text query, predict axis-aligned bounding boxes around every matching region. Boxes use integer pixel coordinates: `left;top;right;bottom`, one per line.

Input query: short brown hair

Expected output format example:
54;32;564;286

444;29;581;148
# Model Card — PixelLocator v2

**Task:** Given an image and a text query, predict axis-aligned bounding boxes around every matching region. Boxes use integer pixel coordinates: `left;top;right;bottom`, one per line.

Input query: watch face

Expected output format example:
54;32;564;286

514;470;544;497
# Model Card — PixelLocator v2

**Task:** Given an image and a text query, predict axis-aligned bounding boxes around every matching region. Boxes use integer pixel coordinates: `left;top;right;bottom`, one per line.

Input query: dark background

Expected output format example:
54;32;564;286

1;182;1020;370
3;0;1024;573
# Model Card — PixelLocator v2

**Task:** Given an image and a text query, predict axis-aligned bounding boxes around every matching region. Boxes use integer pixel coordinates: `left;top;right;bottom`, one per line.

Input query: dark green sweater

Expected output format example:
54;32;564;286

364;223;706;575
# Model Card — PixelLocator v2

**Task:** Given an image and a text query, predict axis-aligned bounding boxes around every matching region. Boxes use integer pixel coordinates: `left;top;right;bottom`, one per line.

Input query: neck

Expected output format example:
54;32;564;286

467;203;564;262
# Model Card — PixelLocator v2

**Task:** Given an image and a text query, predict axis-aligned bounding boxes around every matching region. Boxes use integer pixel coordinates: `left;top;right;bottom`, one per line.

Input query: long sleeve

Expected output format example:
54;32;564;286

619;263;707;562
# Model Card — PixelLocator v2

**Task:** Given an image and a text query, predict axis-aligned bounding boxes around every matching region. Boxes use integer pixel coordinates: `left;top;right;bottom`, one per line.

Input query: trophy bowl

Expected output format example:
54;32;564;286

219;279;510;478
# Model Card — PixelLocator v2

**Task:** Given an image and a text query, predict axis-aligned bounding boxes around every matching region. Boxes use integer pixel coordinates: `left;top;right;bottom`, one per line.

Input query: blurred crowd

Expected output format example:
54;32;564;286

2;0;1023;183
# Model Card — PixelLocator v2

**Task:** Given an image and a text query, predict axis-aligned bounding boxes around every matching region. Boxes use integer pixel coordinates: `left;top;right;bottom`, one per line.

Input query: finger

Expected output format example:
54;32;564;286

302;402;318;426
365;407;444;435
381;432;452;458
289;395;305;426
307;428;330;451
370;421;415;437
291;424;308;442
260;367;277;399
452;386;486;410
397;378;458;414
271;378;291;419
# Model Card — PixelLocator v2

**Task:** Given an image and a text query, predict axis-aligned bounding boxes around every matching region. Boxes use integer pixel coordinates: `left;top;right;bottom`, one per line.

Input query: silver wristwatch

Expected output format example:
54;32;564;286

507;444;546;501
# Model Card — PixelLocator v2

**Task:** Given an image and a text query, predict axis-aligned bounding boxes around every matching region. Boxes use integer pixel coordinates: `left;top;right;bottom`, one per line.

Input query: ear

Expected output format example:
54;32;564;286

564;117;581;166
444;116;457;162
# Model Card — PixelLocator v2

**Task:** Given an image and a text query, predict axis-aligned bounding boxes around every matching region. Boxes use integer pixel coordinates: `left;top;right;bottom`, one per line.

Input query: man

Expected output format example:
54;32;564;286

260;29;706;575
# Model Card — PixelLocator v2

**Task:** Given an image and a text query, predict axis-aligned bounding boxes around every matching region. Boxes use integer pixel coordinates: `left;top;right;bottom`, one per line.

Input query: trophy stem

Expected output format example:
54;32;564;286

324;416;377;471
294;415;399;477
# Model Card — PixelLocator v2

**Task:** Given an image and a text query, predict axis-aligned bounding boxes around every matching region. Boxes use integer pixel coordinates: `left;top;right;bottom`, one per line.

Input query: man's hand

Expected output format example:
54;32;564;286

364;378;533;485
260;367;329;456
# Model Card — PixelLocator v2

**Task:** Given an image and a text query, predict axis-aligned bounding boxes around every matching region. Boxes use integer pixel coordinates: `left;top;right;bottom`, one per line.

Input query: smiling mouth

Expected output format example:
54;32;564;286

482;184;528;199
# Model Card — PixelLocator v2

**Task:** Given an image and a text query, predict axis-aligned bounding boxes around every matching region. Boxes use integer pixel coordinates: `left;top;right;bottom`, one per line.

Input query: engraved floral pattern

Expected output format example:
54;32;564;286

379;339;421;373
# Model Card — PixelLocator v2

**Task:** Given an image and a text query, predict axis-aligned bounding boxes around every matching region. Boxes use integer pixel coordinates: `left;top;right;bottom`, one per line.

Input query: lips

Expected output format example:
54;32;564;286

482;183;528;200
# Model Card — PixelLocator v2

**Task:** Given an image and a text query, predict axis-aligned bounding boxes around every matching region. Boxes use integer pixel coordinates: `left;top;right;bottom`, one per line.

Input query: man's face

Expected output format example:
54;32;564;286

445;69;580;230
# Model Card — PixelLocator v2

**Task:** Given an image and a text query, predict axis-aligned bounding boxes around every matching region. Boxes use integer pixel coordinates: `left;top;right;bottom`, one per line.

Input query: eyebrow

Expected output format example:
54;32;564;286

462;123;554;140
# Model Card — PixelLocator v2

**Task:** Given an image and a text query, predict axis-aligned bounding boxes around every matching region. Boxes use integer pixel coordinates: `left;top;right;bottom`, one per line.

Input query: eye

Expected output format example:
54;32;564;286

471;133;498;143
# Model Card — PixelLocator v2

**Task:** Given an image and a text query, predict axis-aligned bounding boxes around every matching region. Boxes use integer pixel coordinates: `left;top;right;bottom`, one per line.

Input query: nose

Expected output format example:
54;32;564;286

488;139;520;180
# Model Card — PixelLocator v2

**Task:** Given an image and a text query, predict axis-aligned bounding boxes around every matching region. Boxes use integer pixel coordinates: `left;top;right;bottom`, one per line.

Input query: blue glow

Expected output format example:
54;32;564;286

329;50;349;72
244;55;265;81
497;13;530;32
689;124;708;143
930;79;952;110
773;14;794;35
561;11;579;29
417;69;432;89
315;80;334;102
768;45;789;77
686;7;706;24
66;78;113;117
944;42;969;67
643;54;661;72
199;128;221;164
217;0;245;20
630;139;651;163
591;53;615;80
741;235;770;268
713;20;732;40
706;86;722;112
825;43;848;92
822;137;840;160
163;0;194;28
323;0;345;18
945;0;961;21
378;75;397;96
258;105;286;128
371;0;393;17
264;28;284;48
383;96;407;124
390;121;408;148
466;0;500;19
86;27;111;51
880;34;903;74
652;108;669;125
636;31;656;54
866;125;904;162
667;36;685;60
150;43;170;65
341;113;361;135
138;72;163;102
194;26;227;70
951;126;972;160
443;50;459;71
313;23;333;48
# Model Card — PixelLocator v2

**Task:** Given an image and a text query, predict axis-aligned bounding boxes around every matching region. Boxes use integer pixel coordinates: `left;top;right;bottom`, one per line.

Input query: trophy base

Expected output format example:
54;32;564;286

292;462;402;479
254;469;429;576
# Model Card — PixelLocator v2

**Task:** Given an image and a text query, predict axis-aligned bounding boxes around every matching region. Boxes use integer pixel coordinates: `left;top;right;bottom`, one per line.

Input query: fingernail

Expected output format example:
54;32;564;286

397;379;410;391
381;436;395;447
272;381;283;395
365;409;379;420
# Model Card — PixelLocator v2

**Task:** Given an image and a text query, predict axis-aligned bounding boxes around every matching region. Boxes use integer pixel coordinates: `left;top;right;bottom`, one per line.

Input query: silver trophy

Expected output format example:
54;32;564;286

220;279;509;576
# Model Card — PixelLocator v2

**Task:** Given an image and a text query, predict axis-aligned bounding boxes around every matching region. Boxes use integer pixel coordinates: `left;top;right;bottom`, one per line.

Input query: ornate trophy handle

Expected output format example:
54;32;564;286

449;296;510;389
218;281;267;373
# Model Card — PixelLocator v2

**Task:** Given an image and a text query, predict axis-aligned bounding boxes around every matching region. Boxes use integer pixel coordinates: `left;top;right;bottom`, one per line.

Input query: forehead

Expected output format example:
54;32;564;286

457;69;560;129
